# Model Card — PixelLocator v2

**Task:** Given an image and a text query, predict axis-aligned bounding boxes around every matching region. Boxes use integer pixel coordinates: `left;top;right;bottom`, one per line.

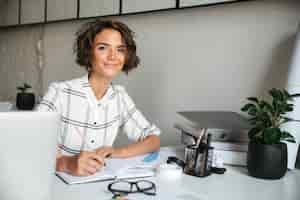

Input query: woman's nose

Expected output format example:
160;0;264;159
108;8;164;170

108;49;116;60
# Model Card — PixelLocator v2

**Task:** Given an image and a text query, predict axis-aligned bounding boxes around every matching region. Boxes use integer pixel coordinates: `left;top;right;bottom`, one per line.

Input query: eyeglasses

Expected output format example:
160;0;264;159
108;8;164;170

108;180;156;197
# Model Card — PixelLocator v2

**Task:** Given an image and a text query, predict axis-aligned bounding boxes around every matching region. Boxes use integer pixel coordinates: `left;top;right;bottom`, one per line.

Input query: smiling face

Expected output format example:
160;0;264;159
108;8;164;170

90;28;127;81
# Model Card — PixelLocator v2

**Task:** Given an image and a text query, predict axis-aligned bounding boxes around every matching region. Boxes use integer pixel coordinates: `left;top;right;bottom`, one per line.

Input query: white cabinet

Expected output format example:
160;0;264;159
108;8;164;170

0;0;19;26
79;0;119;18
47;0;77;21
20;0;45;24
122;0;176;14
0;0;242;28
180;0;237;7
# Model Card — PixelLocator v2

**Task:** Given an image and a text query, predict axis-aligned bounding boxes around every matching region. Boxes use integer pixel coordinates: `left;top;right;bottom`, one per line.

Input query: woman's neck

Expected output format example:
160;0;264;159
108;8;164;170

88;73;111;100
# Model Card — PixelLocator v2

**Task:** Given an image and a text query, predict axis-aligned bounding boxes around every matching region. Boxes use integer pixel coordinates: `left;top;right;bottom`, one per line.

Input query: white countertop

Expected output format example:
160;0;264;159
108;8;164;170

52;164;300;200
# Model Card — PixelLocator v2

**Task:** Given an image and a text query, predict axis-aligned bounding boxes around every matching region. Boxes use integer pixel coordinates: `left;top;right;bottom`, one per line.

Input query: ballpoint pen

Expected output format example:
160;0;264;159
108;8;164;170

195;128;206;174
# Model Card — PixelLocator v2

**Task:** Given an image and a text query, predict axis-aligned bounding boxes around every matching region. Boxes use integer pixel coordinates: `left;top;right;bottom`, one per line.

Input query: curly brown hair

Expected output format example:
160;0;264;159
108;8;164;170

74;19;140;73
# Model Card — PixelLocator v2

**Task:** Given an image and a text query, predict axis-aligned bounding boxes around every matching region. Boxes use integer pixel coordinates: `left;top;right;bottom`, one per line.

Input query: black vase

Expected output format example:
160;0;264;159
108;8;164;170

247;142;287;179
16;93;35;110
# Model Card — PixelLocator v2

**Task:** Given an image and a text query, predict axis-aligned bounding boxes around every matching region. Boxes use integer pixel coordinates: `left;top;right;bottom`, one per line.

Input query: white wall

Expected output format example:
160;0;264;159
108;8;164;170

0;0;299;146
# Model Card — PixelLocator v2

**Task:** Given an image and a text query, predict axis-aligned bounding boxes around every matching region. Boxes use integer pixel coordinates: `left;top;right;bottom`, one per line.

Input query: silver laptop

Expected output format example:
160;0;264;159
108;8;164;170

0;112;60;200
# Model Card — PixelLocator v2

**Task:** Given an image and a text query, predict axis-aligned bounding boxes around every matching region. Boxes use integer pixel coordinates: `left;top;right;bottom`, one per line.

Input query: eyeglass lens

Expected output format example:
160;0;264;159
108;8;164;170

110;181;133;193
136;181;156;195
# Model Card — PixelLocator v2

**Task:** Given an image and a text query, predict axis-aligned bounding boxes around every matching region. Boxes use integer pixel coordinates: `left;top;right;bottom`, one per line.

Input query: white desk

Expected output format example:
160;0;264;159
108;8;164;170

52;147;300;200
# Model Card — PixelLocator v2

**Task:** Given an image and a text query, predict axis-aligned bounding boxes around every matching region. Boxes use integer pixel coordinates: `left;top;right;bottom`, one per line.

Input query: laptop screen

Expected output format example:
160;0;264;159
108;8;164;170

0;112;60;200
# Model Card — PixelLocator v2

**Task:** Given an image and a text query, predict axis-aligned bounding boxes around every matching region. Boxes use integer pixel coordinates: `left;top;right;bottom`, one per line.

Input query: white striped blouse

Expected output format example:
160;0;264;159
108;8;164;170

37;74;160;155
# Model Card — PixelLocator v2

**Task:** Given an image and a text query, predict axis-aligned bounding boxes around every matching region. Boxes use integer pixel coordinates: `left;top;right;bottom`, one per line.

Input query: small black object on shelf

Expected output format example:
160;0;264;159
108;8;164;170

16;83;35;110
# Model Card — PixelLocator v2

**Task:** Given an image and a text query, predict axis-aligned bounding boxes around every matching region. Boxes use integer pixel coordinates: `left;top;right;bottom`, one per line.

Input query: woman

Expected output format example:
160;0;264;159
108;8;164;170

37;20;160;176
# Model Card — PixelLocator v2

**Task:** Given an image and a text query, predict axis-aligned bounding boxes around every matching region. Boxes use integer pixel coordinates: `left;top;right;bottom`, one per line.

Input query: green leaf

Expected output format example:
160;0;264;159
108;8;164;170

248;107;258;116
263;127;281;144
269;88;283;101
249;117;257;121
283;89;291;100
260;100;274;114
285;104;293;112
285;138;296;143
287;103;294;108
16;83;32;93
290;93;300;98
249;117;258;125
248;127;261;140
23;83;32;89
259;112;272;127
280;131;295;143
272;100;278;113
247;97;259;103
281;131;294;138
241;103;256;112
278;90;285;101
281;117;293;124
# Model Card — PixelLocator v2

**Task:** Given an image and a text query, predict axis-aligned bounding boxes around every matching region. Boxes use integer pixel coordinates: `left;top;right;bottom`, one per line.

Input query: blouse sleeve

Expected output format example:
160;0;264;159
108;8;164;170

36;82;63;151
118;86;161;141
36;82;62;113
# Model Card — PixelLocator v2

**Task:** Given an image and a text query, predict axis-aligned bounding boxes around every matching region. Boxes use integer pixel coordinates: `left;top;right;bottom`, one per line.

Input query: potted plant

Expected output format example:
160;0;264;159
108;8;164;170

16;83;35;110
241;88;300;179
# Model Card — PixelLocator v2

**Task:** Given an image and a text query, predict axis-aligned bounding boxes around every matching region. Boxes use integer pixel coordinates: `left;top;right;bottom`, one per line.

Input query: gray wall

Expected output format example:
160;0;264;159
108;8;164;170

0;0;299;146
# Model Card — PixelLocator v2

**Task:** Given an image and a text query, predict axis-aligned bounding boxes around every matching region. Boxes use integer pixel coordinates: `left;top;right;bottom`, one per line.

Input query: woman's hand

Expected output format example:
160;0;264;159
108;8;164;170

57;151;105;176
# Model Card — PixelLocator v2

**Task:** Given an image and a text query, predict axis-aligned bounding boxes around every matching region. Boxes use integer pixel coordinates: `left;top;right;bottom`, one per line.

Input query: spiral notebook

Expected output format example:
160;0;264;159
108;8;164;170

56;152;159;185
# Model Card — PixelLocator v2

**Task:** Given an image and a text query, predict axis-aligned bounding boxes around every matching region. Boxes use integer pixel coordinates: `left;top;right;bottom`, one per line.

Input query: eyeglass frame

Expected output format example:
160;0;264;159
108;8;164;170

107;180;156;196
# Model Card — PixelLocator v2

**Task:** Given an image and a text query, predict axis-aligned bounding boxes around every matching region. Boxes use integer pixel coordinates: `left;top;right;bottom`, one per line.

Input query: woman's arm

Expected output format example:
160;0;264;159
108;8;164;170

96;87;161;158
96;134;160;158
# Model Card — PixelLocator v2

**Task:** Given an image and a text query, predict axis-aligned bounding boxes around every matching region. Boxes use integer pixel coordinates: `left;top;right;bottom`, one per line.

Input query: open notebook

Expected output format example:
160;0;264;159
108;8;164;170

56;152;160;185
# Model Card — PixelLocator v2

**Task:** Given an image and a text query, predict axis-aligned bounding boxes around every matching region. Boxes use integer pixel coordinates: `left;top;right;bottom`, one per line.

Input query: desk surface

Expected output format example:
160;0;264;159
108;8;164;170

52;147;300;200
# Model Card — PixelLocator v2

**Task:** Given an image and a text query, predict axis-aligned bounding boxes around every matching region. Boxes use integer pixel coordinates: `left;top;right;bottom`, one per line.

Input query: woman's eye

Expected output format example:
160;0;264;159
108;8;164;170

117;48;126;53
97;46;106;50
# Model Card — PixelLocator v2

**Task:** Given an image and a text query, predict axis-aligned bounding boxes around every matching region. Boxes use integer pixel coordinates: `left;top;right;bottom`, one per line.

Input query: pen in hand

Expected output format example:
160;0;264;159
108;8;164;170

102;154;112;167
95;153;112;168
